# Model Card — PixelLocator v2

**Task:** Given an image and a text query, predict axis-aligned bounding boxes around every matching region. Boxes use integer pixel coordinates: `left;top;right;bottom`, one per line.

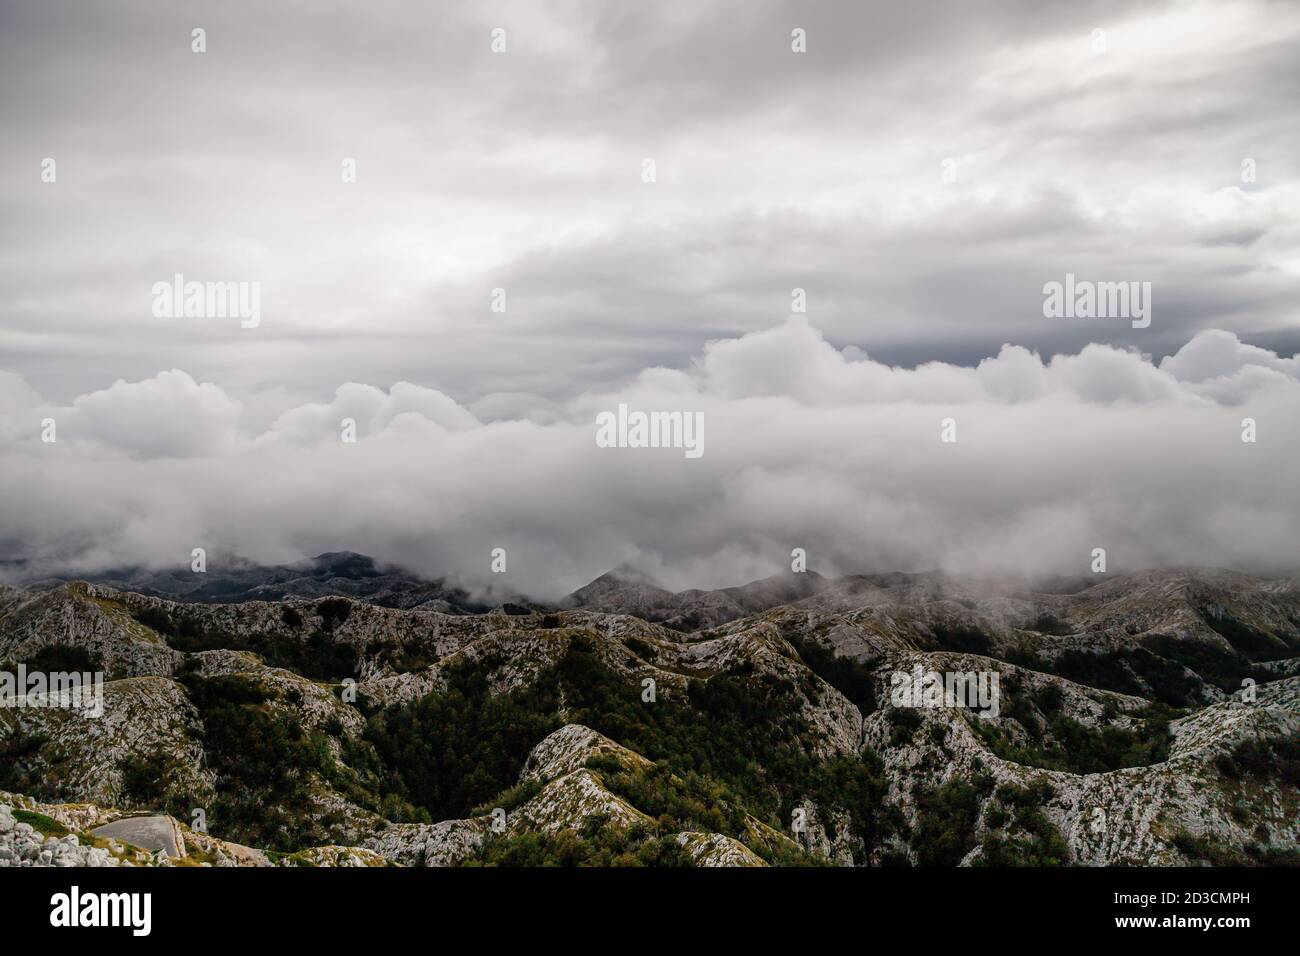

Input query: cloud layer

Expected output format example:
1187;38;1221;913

3;2;1299;594
3;320;1297;596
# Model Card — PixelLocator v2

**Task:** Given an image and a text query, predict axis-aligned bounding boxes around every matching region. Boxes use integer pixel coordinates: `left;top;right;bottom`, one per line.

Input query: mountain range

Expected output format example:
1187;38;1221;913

1;554;1297;867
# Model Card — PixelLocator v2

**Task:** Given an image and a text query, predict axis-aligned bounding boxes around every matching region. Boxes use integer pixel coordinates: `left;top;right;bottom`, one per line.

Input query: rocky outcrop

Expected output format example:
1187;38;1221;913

673;832;765;866
365;818;490;867
0;675;213;809
519;724;652;782
362;725;769;867
860;653;1300;865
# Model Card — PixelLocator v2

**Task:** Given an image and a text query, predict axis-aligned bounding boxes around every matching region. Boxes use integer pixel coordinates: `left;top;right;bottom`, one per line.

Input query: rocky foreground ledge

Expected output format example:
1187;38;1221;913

0;797;386;868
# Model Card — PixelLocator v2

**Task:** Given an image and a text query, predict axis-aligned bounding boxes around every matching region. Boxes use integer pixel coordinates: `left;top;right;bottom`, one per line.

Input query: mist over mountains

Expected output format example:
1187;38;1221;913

3;320;1300;597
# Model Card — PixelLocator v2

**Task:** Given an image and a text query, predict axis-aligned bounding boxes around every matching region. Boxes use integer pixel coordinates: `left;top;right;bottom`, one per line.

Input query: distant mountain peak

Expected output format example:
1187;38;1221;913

593;563;667;589
305;551;381;578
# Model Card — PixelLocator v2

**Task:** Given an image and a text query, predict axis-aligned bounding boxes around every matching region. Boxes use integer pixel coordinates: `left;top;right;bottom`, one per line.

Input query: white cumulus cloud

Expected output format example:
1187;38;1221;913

1;321;1297;596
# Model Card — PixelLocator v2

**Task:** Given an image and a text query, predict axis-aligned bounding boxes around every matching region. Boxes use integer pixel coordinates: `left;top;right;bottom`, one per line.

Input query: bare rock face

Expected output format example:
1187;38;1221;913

673;832;766;867
364;819;490;867
793;801;858;866
562;565;679;617
1;675;213;809
276;845;388;867
859;649;1300;866
508;768;653;836
0;583;182;678
562;567;833;631
519;724;651;782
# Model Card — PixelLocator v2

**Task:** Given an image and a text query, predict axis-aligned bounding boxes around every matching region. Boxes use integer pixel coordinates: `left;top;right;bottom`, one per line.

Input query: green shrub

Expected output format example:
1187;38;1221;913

1215;736;1300;787
131;606;176;636
911;777;987;866
623;636;657;662
888;708;922;746
975;704;1175;774
14;643;102;675
162;622;358;681
13;809;69;838
179;673;348;849
316;598;352;629
784;635;876;714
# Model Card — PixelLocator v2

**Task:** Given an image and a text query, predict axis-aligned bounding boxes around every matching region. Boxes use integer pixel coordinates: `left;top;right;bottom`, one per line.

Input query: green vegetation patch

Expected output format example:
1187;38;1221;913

5;643;103;676
0;728;53;800
784;634;876;714
978;781;1071;866
351;634;894;865
469;827;698;867
1173;831;1300;866
975;682;1177;774
13;808;70;838
910;775;992;866
1215;735;1300;788
1049;642;1275;708
177;672;378;850
145;610;359;681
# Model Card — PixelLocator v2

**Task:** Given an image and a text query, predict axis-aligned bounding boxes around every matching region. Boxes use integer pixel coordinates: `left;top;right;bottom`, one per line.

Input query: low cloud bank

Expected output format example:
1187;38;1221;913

2;319;1297;596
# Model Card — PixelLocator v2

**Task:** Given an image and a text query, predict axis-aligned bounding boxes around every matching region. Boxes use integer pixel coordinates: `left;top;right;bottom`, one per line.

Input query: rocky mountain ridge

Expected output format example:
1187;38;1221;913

2;559;1297;866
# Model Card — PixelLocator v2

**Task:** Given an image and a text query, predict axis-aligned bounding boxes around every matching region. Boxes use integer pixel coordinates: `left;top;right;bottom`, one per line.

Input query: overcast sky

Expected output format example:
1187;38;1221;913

2;0;1299;594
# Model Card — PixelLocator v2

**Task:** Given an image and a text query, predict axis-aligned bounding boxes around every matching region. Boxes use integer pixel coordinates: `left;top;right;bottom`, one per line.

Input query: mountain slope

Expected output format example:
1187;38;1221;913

2;560;1298;867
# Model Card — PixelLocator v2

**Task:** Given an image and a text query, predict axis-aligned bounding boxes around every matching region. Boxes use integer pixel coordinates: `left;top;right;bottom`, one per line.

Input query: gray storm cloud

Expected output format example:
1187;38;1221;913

3;0;1300;403
1;319;1297;596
